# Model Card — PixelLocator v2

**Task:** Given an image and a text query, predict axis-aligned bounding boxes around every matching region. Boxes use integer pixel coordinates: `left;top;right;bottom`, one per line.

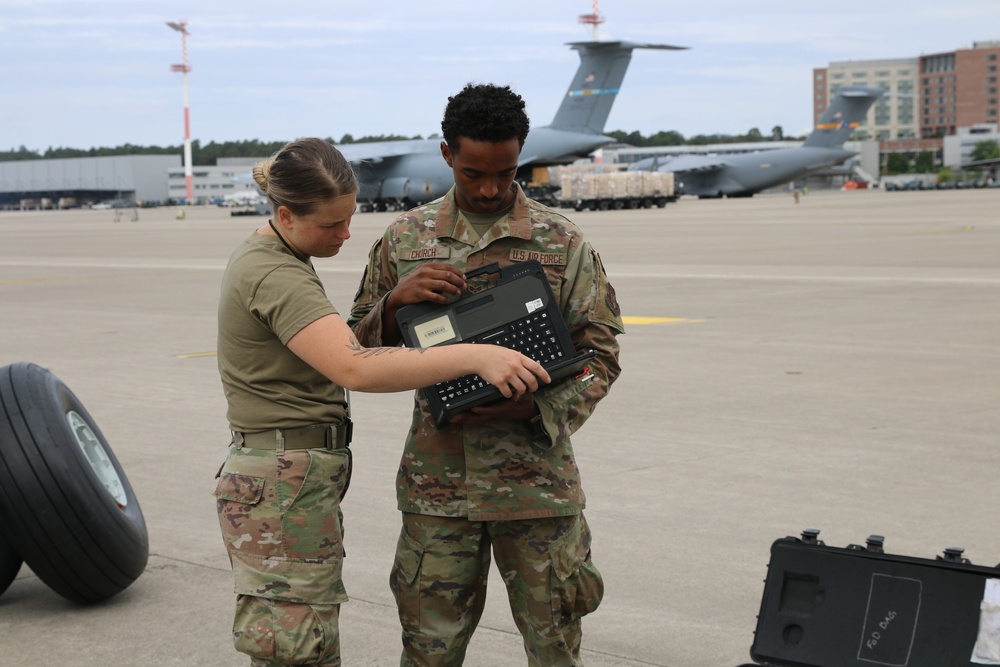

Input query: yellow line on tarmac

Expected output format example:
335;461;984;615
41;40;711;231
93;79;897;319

622;316;703;325
177;352;217;359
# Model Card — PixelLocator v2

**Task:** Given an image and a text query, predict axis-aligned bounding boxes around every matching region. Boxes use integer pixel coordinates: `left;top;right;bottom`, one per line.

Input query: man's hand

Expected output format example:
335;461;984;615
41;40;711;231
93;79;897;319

382;262;466;345
449;392;539;427
386;262;466;310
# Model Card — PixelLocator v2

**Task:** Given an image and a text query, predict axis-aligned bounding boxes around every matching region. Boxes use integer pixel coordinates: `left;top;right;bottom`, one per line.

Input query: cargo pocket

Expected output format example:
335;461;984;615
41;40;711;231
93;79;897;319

232;594;339;664
216;473;265;504
389;528;425;633
276;448;349;560
215;473;266;555
549;517;604;626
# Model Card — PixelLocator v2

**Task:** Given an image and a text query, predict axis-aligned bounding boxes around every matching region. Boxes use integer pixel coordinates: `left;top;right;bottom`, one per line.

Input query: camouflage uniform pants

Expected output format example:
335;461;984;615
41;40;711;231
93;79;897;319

391;513;603;666
215;445;351;667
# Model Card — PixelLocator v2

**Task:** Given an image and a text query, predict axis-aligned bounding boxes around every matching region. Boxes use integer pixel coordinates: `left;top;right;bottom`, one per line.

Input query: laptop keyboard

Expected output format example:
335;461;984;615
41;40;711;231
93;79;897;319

434;311;565;406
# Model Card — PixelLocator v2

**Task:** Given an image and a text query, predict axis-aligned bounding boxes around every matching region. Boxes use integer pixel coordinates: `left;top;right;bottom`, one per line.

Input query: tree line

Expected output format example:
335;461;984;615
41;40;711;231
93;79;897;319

606;125;796;146
0;135;422;164
884;141;999;175
0;127;797;164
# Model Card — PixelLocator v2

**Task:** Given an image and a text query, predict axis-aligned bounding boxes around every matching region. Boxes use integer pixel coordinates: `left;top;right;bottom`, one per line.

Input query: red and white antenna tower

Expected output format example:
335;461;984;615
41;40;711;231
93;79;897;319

578;0;605;41
166;20;193;203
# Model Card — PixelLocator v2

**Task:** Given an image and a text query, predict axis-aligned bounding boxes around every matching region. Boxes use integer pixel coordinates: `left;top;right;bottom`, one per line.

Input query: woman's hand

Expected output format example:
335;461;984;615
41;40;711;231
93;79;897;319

471;345;550;399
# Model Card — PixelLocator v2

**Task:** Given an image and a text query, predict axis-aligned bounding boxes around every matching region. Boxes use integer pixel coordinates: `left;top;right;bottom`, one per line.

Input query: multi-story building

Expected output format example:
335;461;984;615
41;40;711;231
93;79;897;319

921;41;1000;138
814;41;1000;170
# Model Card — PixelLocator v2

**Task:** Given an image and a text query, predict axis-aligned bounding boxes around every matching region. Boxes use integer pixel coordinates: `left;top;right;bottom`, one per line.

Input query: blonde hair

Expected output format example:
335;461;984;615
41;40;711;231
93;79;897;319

253;138;358;216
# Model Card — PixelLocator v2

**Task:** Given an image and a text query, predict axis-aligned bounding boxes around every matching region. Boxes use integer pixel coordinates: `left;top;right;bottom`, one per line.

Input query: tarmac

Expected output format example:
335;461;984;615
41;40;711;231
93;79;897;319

1;187;998;666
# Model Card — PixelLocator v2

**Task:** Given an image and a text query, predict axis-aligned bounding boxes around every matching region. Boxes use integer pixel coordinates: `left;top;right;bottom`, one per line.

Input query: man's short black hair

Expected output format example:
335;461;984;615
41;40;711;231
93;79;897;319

441;83;530;152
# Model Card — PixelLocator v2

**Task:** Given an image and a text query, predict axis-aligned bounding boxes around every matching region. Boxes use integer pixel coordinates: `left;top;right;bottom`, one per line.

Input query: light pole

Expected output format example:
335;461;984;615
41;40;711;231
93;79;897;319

578;0;605;41
167;20;193;203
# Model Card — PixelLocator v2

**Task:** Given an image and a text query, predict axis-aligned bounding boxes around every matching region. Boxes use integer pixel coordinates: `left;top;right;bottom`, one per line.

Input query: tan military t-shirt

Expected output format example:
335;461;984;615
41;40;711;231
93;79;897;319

218;231;348;431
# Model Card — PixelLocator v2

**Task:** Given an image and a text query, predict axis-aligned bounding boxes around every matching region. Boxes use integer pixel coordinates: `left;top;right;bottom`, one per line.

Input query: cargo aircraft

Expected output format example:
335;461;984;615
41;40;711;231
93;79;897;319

628;85;886;198
334;39;685;211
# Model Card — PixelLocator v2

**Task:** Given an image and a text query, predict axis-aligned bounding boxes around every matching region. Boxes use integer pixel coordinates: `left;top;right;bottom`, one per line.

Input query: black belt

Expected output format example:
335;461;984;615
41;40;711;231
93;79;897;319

231;420;353;452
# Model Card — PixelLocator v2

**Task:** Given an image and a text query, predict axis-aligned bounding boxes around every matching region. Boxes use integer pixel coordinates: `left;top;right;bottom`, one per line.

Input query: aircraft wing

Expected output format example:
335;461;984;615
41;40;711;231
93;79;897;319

657;155;728;174
335;139;439;165
231;139;441;186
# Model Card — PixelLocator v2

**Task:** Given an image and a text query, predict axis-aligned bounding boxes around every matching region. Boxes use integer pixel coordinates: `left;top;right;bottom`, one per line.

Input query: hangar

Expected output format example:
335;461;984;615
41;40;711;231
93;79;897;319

0;155;179;210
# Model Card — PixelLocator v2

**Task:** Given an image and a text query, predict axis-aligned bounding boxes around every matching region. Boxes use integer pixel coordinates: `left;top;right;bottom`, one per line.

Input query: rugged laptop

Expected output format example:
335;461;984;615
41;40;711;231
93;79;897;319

396;260;597;427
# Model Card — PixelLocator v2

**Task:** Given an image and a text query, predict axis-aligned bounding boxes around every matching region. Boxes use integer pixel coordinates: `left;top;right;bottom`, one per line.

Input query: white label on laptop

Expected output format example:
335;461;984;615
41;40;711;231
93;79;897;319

525;298;544;314
414;315;456;347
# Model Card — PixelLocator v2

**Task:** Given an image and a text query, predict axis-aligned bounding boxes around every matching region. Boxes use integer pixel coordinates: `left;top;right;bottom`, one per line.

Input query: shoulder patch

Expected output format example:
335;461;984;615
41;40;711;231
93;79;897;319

606;283;621;317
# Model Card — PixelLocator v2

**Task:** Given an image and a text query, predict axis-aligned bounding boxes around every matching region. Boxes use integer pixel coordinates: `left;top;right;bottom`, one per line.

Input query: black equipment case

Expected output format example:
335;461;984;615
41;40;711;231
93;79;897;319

743;529;1000;667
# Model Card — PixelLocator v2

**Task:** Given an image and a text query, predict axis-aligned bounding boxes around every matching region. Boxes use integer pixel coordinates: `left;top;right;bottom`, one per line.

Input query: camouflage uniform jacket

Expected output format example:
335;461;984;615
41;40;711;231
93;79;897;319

349;184;624;521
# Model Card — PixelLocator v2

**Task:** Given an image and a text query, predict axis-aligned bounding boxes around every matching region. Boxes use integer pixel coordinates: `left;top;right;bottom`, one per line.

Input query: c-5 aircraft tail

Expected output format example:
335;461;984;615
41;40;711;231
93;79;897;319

802;85;885;149
548;41;687;135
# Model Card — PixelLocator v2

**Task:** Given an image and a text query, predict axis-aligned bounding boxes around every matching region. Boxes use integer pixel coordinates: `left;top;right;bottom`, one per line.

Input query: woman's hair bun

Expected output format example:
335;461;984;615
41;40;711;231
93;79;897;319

251;160;273;192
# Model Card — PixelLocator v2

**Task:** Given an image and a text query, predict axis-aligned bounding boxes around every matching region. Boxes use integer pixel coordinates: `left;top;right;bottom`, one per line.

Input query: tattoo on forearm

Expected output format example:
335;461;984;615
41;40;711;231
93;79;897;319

347;336;427;357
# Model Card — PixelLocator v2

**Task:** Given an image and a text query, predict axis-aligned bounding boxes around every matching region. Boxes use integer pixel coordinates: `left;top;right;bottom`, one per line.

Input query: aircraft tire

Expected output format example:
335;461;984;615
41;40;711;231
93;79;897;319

0;529;21;597
0;362;148;604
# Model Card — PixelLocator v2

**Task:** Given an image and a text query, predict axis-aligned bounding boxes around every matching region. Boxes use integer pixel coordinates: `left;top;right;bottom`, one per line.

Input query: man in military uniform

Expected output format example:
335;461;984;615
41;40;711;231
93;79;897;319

348;83;624;666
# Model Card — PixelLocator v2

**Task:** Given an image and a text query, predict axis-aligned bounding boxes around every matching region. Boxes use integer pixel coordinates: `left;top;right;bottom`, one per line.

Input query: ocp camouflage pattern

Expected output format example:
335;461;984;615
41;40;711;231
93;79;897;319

215;445;350;665
348;184;624;521
391;513;603;666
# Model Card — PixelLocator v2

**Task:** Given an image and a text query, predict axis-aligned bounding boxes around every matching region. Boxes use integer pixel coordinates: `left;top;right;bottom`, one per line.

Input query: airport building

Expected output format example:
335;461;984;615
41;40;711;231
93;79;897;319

165;157;262;204
0;155;179;210
0;155;265;210
943;123;1000;166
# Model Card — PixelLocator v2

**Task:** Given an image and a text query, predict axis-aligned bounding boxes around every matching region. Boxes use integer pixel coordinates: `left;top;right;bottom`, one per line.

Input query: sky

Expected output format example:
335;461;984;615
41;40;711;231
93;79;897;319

2;0;1000;152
